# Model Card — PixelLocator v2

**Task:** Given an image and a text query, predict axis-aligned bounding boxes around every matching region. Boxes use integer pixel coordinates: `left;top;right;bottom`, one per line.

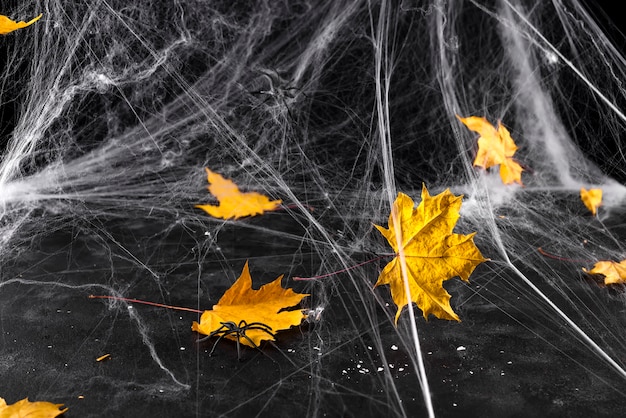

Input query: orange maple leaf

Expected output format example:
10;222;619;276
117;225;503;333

583;260;626;285
192;261;308;348
580;187;602;216
0;14;42;35
195;168;282;219
457;115;524;185
374;186;487;323
0;397;67;417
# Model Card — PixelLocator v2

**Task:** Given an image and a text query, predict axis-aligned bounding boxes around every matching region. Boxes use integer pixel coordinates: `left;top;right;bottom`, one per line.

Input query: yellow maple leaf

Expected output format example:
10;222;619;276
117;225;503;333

195;168;282;219
583;260;626;285
192;261;308;348
0;397;67;418
0;14;42;35
457;115;524;185
374;186;487;323
580;187;602;216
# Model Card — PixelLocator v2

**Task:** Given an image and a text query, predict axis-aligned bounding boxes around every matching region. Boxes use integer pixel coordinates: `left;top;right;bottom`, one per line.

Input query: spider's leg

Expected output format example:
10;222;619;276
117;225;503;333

208;335;224;356
238;332;260;350
238;331;282;364
244;322;274;332
235;334;242;361
196;323;228;343
208;330;236;357
245;324;277;340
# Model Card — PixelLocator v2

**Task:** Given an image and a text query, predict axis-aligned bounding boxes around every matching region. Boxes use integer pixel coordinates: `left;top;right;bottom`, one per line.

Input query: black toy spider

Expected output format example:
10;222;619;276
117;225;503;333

197;320;276;360
250;68;306;122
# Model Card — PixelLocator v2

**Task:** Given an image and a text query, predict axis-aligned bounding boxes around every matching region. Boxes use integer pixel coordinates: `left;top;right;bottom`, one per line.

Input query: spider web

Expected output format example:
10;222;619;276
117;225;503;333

1;0;626;416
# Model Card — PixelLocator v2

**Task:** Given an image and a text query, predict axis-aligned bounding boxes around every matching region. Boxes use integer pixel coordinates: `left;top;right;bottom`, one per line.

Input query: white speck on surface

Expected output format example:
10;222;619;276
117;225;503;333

453;403;457;407
367;346;372;350
456;346;466;351
342;370;347;375
398;367;404;372
507;361;512;364
377;367;384;372
180;347;185;351
389;364;394;368
391;345;398;351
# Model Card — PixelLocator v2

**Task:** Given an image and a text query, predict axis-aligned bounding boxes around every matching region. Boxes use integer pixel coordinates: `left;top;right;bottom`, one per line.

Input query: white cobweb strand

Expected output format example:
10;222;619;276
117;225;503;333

373;1;434;417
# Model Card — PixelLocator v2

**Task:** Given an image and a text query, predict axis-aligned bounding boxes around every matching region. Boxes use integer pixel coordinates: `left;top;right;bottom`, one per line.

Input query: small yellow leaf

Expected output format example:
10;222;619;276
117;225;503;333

583;260;626;285
457;115;524;185
192;261;308;347
0;14;42;35
0;396;67;418
375;185;487;323
580;188;602;216
195;168;282;219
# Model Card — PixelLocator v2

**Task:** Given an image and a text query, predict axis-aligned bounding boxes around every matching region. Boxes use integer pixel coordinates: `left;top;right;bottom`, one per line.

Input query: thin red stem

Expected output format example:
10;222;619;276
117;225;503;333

278;203;315;212
89;294;203;313
293;254;395;281
537;247;593;264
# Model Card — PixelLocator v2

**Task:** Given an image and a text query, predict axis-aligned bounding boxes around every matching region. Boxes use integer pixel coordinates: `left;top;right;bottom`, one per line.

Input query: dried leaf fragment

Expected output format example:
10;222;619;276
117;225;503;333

0;14;42;35
580;188;602;216
0;397;67;417
192;261;308;347
196;168;282;219
375;186;487;323
457;115;524;185
583;260;626;285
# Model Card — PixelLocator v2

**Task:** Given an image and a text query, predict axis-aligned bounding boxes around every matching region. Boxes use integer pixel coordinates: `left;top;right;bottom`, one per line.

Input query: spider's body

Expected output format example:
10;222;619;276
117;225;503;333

198;320;276;360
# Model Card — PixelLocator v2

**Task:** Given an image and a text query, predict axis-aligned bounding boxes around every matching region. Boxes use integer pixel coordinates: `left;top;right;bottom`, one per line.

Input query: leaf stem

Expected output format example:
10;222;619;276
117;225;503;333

89;294;203;313
537;247;593;264
293;254;395;281
278;203;315;212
